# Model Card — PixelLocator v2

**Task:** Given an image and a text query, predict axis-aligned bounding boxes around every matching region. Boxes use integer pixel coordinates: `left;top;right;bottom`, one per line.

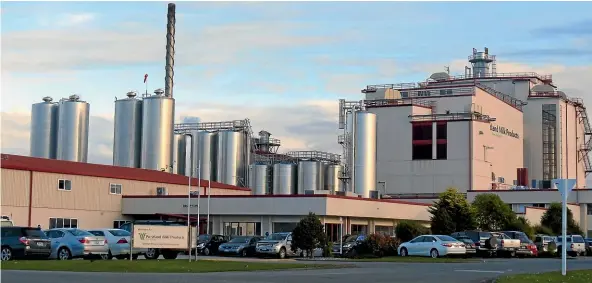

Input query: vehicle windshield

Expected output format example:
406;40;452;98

572;236;585;243
344;235;359;242
436;235;458;242
109;229;131;237
1;220;13;227
67;229;94;237
229;237;249;243
23;228;47;238
557;237;572;242
198;235;211;242
265;233;288;241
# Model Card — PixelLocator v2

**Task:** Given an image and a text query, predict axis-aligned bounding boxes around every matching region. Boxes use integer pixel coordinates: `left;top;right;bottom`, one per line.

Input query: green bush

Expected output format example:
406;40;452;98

345;233;400;259
534;225;554;236
323;242;333;257
395;221;430;242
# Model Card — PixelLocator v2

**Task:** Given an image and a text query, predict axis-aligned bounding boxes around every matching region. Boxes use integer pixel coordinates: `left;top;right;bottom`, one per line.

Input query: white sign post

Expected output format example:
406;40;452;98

552;178;576;276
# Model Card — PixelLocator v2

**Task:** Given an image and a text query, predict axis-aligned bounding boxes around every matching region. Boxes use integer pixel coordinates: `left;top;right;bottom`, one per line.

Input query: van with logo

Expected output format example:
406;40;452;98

120;220;186;260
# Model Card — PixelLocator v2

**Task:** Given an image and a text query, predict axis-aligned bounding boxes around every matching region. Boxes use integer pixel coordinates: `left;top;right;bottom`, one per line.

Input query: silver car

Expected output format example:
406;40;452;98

88;229;145;260
45;228;109;260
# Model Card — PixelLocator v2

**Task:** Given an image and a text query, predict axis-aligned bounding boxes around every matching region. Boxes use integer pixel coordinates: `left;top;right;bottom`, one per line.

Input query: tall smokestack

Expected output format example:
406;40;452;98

165;3;176;98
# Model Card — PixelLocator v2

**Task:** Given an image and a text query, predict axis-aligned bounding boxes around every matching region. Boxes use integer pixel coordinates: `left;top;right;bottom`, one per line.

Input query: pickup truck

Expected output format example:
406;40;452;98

502;231;536;257
491;232;521;257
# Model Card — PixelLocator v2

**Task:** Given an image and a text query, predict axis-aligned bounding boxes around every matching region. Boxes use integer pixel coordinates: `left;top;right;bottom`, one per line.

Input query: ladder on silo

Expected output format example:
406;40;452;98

574;98;592;174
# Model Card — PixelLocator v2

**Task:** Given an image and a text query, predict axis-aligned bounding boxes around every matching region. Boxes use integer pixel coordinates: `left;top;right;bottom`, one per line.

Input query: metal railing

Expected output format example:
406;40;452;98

475;83;525;111
364;98;434;108
286;150;341;163
382;192;467;199
409;112;495;123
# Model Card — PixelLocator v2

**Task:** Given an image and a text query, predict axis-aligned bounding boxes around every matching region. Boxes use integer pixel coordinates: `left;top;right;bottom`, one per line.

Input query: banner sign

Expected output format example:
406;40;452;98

132;225;196;249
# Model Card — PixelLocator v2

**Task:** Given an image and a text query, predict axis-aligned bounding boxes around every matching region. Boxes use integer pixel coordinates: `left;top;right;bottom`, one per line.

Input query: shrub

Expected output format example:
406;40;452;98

533;225;553;236
395;221;430;242
345;233;400;259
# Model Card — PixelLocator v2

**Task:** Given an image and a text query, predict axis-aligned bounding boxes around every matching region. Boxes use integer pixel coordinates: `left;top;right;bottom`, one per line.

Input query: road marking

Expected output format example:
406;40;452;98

455;270;505;274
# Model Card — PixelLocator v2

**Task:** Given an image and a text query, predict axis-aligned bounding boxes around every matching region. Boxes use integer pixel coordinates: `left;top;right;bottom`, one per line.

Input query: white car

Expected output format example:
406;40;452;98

556;235;587;256
399;235;467;258
88;229;145;259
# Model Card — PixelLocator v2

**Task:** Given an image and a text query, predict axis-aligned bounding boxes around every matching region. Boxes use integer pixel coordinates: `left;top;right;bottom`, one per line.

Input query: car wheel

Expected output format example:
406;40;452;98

1;247;12;261
102;251;113;260
162;251;178;260
58;247;72;260
278;248;286;259
203;248;210;256
430;249;439;259
145;249;159;260
241;249;248;257
400;248;408;257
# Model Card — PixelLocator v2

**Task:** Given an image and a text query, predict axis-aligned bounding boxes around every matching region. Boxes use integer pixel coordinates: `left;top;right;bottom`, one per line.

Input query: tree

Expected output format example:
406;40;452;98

429;187;476;234
505;217;535;240
395;220;430;242
472;193;516;231
540;202;584;235
291;212;326;258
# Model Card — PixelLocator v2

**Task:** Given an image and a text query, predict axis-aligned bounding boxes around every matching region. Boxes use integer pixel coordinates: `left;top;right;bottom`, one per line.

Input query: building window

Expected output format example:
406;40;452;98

542;104;557;181
412;124;432;141
587;204;592;215
418;90;431;97
49;218;78;229
437;144;447;159
325;223;342;242
58;179;72;191
532;203;546;208
412;123;433;160
400;92;408;98
436;122;447;160
224;222;262;236
113;220;129;229
412;144;432;160
375;225;394;236
439;89;453;96
351;224;368;235
110;183;122;195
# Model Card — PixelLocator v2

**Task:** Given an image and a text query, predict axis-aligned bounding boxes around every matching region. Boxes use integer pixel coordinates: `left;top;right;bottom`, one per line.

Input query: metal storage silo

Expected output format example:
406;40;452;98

216;130;245;186
249;163;269;195
140;89;175;172
297;160;323;193
273;163;297;195
56;95;90;162
30;97;59;159
325;164;343;192
113;92;143;168
172;133;187;175
191;131;218;180
354;111;377;198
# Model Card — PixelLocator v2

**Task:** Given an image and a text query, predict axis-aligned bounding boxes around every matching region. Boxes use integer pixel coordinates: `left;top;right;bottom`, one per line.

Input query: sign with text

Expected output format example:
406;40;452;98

490;124;520;139
132;225;196;249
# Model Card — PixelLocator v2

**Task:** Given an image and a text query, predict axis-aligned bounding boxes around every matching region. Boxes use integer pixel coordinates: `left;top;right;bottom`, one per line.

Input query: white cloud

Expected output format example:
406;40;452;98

58;13;95;26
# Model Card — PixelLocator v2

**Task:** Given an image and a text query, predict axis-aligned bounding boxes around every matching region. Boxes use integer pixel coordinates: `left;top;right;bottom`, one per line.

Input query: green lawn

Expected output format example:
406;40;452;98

0;260;340;273
351;256;476;263
497;269;592;283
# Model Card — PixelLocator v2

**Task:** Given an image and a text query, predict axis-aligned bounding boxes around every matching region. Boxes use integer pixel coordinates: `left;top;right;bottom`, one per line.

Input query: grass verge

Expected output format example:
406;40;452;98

350;256;477;263
0;260;342;273
496;269;592;283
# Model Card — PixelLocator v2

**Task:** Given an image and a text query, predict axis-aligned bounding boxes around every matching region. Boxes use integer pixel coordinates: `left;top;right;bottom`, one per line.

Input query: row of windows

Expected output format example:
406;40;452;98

400;89;453;98
49;217;78;229
57;179;122;195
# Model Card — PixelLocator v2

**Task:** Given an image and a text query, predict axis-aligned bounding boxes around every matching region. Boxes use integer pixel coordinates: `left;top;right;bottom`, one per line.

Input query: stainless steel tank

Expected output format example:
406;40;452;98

140;89;175;172
30;96;59;159
172;133;187;175
190;131;217;180
273;163;297;195
297;160;323;193
56;95;90;162
216;130;245;186
249;163;269;195
354;111;377;198
325;164;343;192
113;92;143;168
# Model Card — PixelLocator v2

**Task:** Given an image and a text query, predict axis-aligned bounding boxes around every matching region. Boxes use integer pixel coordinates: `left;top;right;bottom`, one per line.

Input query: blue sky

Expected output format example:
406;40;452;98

2;1;592;164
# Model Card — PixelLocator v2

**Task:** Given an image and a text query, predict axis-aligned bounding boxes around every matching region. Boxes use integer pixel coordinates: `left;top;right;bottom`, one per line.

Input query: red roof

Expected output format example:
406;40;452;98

0;154;250;192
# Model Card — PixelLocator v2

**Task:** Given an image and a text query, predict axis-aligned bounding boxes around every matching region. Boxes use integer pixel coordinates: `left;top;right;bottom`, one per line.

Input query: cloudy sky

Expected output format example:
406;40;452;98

1;1;592;166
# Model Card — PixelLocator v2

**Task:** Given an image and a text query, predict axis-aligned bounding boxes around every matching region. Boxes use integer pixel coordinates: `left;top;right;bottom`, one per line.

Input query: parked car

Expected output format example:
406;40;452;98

585;238;592;256
332;234;365;256
119;220;185;260
556;235;587;257
1;226;51;261
451;231;497;256
88;229;145;260
218;236;261;257
196;234;228;255
399;235;466;258
534;234;557;253
490;232;521;257
1;216;14;227
452;235;476;257
256;232;297;259
45;228;108;260
501;231;533;257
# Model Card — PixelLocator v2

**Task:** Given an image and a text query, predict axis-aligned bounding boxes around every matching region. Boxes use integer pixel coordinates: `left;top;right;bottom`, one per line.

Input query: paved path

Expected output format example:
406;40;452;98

2;258;591;283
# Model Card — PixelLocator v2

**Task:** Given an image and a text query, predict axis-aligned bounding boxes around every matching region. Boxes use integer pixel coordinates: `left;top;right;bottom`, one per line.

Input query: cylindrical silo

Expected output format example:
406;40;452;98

113;92;143;168
297;160;323;194
56;95;90;162
191;131;217;180
249;163;269;195
216;131;245;186
273;163;297;195
30;97;59;159
184;134;193;177
346;110;356;192
325;164;343;193
172;133;187;175
140;89;175;172
354;111;377;198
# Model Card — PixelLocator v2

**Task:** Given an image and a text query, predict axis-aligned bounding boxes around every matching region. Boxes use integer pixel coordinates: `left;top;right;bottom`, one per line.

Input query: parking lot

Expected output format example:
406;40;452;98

2;257;592;283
